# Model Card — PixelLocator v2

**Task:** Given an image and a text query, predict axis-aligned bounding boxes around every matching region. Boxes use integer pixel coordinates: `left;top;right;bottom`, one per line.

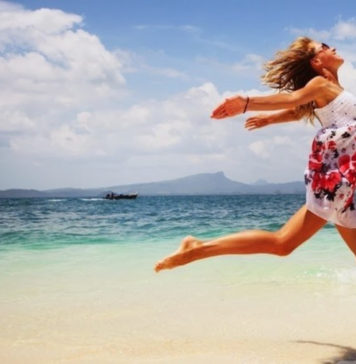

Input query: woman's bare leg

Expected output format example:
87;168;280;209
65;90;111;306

154;204;327;272
335;224;356;258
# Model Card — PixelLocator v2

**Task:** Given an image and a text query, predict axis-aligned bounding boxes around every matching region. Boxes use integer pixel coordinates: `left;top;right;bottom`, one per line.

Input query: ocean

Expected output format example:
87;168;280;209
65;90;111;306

1;195;356;363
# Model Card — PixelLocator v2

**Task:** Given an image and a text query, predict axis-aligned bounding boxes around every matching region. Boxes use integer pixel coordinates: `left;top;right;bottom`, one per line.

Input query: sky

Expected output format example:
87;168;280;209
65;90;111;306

2;0;356;189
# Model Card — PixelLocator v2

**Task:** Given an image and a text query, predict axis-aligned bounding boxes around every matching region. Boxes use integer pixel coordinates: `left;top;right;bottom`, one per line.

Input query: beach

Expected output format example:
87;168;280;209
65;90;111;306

1;196;356;363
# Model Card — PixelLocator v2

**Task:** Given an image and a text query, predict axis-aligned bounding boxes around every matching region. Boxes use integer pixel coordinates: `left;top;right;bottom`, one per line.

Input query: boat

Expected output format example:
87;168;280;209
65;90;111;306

104;192;138;200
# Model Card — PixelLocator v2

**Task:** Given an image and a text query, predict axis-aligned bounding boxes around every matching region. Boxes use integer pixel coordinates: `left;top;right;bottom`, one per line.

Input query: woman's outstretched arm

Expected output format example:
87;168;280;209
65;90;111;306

211;75;325;119
244;108;302;131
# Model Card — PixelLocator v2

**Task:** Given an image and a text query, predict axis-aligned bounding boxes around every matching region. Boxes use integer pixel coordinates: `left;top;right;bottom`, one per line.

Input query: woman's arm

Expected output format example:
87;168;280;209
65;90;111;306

211;76;325;119
244;108;301;130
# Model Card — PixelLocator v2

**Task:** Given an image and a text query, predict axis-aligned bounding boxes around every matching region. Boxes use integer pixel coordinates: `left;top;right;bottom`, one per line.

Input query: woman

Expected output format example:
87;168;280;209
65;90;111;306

154;36;356;273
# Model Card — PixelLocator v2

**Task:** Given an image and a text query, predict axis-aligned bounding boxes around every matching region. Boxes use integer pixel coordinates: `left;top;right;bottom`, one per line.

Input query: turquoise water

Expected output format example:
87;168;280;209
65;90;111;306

2;195;356;362
0;194;355;286
0;194;331;247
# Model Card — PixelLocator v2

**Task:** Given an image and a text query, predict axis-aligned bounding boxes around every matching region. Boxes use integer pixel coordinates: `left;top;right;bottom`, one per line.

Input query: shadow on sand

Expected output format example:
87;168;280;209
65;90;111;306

295;340;356;363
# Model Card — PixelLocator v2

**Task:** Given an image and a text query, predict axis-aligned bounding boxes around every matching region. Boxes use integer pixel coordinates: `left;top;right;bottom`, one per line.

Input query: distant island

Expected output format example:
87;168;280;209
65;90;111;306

0;171;305;198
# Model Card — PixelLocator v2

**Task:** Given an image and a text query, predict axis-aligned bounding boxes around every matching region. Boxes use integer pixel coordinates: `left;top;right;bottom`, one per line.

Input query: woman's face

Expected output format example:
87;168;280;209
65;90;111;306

310;41;344;71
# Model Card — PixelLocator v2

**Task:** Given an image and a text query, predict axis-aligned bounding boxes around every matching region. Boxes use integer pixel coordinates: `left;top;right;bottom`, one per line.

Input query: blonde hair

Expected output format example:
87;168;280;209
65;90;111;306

261;36;319;124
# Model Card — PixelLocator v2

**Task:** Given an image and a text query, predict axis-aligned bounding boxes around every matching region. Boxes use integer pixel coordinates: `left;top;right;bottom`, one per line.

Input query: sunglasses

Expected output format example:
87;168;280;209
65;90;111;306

314;42;331;55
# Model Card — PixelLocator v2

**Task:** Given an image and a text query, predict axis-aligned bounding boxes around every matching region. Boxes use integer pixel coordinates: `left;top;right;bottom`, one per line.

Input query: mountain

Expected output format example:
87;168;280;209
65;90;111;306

0;189;48;198
0;171;305;198
106;171;252;195
253;178;269;185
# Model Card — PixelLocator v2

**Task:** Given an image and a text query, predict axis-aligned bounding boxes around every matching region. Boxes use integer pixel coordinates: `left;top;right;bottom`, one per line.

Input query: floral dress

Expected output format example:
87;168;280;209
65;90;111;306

304;89;356;228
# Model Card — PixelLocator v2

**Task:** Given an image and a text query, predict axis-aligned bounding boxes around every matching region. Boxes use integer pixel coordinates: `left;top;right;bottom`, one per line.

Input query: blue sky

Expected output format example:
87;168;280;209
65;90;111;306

15;0;355;100
1;0;356;189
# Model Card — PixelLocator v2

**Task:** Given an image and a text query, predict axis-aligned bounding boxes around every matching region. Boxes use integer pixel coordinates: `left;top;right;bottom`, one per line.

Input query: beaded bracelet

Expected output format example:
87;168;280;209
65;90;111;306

243;96;249;113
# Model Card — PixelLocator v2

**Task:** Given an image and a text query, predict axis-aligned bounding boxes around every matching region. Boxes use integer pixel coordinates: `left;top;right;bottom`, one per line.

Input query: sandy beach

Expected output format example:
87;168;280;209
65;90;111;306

1;242;356;364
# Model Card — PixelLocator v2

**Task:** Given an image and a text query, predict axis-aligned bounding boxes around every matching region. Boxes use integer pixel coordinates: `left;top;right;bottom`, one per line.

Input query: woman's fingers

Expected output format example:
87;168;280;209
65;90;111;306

211;111;226;119
244;116;267;130
245;124;259;130
211;95;246;119
212;103;269;129
211;110;227;119
212;108;225;118
211;101;228;118
245;122;262;130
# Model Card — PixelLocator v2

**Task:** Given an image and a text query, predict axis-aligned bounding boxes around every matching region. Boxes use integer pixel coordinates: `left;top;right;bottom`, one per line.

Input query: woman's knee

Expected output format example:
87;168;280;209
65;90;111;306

271;205;327;256
272;231;298;256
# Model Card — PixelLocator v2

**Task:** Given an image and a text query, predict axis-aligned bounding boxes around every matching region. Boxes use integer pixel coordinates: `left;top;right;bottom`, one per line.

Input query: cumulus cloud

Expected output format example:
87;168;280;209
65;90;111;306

249;136;295;159
0;1;126;117
332;18;356;40
10;82;223;159
286;18;356;41
0;7;82;36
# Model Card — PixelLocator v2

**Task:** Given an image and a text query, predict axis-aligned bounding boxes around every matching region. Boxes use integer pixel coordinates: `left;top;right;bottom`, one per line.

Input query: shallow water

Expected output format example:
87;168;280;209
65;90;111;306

1;195;355;286
1;195;356;363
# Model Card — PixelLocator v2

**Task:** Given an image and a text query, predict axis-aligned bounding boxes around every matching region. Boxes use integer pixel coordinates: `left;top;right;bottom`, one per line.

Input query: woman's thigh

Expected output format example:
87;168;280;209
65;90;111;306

277;204;327;245
335;224;356;257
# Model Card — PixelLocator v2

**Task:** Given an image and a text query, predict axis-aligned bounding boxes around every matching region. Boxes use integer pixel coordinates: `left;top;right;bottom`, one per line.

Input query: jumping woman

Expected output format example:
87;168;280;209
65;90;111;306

154;36;356;273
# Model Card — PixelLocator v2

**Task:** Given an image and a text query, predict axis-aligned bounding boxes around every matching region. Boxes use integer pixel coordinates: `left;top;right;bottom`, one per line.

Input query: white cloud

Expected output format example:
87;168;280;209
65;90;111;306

0;1;22;11
286;18;356;41
232;54;265;73
0;110;35;132
332;19;356;40
286;26;331;40
0;7;81;35
0;3;126;116
249;136;294;159
249;140;269;159
0;1;130;155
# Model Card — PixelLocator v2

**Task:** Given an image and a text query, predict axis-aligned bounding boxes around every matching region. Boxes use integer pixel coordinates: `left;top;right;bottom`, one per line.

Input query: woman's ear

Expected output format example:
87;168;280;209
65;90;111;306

310;57;322;72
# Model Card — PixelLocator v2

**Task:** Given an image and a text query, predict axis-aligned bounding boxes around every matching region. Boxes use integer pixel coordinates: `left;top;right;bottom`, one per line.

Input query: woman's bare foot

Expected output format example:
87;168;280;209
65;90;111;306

154;235;204;273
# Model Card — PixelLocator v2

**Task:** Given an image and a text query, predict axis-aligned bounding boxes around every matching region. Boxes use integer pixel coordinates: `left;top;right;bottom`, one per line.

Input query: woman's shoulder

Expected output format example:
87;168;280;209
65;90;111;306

306;75;329;88
307;75;330;85
310;77;344;109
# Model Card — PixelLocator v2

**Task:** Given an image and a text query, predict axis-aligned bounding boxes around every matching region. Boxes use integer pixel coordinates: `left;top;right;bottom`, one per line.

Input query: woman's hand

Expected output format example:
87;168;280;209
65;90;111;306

244;113;271;130
211;95;247;119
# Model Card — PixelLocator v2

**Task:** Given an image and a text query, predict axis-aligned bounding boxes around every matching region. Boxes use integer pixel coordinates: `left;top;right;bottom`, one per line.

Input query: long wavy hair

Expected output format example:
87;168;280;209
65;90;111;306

261;36;320;124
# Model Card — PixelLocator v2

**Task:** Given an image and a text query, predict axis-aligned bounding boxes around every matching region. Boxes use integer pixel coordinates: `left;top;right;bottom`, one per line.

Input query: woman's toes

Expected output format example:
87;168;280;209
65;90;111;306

154;261;165;272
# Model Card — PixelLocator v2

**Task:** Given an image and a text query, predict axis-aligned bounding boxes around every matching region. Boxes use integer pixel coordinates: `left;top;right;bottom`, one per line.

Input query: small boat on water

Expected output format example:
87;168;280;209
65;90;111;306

104;192;138;200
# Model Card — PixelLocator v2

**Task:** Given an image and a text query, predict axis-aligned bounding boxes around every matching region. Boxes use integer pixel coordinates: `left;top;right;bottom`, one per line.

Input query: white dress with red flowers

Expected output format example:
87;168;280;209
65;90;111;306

304;89;356;228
